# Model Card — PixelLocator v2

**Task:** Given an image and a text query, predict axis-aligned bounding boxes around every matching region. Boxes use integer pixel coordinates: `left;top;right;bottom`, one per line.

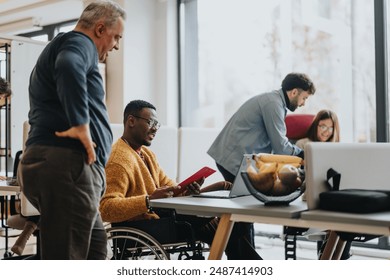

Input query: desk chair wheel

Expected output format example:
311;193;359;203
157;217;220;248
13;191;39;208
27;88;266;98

106;227;169;260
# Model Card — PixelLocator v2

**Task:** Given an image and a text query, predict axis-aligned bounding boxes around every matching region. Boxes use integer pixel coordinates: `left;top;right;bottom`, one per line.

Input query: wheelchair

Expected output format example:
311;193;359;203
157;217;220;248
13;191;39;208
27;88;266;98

105;209;210;260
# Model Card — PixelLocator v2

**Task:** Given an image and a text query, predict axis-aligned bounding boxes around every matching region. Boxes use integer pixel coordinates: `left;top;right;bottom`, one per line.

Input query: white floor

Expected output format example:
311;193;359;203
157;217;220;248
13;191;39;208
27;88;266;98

255;234;390;260
253;224;390;260
2;224;389;260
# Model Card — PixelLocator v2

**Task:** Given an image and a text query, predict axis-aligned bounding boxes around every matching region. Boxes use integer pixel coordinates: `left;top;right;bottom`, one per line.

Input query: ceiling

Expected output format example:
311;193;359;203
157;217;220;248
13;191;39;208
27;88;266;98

0;0;84;34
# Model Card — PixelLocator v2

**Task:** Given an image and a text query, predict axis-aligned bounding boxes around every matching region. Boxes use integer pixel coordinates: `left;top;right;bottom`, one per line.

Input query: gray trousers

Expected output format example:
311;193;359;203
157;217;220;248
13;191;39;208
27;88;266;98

18;145;107;260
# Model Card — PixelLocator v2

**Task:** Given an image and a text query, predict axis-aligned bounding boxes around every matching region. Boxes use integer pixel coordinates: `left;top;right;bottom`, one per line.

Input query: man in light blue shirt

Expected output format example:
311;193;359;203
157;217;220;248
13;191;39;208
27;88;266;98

208;72;316;182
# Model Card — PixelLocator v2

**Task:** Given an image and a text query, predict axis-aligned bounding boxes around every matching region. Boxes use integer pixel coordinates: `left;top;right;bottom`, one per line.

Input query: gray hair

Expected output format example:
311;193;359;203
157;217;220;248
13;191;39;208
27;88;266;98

77;0;126;29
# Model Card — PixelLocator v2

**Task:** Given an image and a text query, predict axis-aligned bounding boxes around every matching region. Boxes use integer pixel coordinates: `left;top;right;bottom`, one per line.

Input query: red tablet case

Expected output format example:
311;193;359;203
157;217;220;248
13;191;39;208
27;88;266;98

174;166;216;195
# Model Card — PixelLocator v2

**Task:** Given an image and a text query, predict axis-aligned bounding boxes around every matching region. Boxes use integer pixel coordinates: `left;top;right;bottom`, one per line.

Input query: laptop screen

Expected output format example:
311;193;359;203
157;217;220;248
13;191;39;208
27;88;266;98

192;154;252;198
229;154;252;197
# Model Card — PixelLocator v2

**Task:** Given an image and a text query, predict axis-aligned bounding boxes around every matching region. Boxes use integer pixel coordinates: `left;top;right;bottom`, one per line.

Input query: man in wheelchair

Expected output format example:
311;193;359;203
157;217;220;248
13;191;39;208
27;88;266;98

100;100;262;260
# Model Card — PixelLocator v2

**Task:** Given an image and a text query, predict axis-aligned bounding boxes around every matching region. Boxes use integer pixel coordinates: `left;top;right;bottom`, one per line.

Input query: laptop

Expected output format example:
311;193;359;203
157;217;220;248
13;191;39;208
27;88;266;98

305;142;390;210
193;154;252;199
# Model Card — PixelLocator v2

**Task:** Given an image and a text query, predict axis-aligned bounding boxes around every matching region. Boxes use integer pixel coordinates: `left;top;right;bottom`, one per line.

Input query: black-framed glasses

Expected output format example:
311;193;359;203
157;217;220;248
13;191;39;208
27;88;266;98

131;115;161;129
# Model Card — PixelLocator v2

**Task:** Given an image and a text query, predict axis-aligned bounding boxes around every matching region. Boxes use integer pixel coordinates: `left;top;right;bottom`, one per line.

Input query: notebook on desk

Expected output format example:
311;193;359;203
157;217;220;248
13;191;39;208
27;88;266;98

193;154;252;199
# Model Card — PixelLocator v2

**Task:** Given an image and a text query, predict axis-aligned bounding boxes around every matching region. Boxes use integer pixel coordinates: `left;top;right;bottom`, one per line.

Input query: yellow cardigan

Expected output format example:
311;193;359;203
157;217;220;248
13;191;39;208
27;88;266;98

100;138;175;223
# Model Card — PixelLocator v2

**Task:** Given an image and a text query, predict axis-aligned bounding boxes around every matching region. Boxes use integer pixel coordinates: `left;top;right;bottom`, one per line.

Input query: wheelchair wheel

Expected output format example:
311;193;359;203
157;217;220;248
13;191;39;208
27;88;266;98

106;227;169;260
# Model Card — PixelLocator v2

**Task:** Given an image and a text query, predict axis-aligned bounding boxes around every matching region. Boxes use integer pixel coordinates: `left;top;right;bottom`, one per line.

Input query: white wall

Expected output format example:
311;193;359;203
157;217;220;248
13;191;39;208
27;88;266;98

1;0;180;166
106;0;179;126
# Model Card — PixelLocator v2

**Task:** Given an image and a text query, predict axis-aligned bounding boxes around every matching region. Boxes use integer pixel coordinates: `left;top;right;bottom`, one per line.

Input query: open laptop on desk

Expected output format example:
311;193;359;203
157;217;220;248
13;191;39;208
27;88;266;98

193;154;251;199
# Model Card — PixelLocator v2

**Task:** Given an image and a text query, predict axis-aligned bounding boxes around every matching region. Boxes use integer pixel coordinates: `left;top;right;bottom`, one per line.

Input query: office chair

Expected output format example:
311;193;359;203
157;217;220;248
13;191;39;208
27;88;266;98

285;114;315;143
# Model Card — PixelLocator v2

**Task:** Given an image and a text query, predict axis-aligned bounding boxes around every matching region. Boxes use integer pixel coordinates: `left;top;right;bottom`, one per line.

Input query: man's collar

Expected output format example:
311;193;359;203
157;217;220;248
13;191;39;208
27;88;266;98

282;88;290;108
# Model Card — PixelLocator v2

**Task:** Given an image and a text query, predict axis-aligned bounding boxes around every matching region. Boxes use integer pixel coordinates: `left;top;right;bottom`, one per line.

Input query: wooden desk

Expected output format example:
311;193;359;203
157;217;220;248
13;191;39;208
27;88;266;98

150;195;308;260
301;210;390;236
0;181;20;196
301;209;390;260
0;181;20;257
150;195;390;260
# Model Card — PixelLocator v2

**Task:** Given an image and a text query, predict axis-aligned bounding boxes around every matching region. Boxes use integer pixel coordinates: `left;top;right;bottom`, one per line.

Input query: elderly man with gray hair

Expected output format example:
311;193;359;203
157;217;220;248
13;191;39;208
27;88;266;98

18;1;126;259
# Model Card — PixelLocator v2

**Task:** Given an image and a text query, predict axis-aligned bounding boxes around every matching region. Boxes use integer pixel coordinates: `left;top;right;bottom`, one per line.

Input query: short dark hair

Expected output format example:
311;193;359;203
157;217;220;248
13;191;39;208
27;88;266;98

281;73;316;95
0;77;11;97
123;100;156;124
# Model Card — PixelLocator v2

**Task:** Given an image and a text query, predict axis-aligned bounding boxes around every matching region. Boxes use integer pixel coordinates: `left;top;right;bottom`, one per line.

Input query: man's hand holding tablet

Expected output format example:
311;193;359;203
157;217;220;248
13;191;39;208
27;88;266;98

173;167;216;195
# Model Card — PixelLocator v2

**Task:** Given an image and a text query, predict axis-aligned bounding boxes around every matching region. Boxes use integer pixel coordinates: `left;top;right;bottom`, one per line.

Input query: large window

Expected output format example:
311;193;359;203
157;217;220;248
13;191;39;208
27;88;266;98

180;0;376;143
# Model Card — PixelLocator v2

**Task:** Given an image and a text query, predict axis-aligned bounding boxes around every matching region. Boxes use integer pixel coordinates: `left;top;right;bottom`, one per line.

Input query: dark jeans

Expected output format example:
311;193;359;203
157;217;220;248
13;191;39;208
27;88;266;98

18;145;107;260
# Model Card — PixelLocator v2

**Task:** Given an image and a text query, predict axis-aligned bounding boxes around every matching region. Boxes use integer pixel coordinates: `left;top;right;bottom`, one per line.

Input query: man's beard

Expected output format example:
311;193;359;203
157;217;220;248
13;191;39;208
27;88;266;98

143;139;152;147
288;100;298;112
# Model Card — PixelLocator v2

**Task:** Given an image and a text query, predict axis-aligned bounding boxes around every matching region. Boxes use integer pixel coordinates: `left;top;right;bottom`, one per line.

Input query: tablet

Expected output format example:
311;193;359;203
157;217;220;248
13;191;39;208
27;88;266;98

174;166;216;195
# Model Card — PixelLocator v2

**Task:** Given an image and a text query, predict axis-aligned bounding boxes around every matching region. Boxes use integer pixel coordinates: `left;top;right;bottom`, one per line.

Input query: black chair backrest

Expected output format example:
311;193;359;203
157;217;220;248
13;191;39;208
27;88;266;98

13;150;22;179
